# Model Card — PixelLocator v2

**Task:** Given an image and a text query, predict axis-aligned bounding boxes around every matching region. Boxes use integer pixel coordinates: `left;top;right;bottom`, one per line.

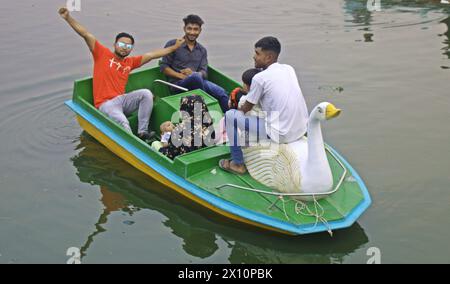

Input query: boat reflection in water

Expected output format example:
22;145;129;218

440;15;450;61
71;133;369;263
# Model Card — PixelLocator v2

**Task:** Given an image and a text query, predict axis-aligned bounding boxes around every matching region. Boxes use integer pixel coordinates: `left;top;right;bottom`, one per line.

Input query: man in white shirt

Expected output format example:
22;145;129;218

219;36;308;175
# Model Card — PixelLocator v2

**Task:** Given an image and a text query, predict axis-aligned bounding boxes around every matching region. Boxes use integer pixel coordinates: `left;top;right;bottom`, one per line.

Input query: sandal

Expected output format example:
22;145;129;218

219;159;247;175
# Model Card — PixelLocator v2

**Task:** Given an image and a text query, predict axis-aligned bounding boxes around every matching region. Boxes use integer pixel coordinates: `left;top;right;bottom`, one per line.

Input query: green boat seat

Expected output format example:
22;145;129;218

129;89;224;134
128;88;228;177
153;90;223;125
174;145;230;178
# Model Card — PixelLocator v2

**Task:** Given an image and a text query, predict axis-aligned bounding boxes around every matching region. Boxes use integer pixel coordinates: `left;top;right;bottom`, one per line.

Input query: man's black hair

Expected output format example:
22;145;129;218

242;68;261;87
115;32;135;45
255;36;281;56
183;14;204;27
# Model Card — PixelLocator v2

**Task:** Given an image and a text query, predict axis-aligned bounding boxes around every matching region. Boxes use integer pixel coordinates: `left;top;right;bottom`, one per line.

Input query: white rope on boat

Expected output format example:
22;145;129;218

294;197;333;237
275;195;333;236
280;197;290;221
216;146;344;236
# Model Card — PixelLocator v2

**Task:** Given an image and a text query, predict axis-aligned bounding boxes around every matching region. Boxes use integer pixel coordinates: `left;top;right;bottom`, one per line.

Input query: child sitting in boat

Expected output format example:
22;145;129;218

229;68;262;112
215;68;263;145
160;121;175;147
151;121;175;151
158;95;215;159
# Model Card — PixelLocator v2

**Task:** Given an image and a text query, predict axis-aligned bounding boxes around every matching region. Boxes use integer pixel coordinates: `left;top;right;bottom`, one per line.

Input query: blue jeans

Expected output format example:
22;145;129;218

225;109;268;165
175;73;229;113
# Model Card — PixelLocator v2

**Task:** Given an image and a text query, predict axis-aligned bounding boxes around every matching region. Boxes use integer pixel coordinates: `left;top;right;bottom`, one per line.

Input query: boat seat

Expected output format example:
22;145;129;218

126;89;228;178
152;90;227;178
127;89;223;135
174;145;230;178
151;89;223;129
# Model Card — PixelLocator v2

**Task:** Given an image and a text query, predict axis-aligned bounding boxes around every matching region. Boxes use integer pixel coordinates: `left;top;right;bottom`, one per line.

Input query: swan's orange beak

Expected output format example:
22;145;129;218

326;104;341;120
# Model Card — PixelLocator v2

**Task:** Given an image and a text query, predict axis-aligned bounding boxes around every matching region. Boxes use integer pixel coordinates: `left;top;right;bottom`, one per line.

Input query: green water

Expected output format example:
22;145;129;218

1;0;450;263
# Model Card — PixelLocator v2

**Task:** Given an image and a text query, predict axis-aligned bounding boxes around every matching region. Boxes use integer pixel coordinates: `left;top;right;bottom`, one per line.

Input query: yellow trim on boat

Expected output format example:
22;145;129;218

76;115;294;235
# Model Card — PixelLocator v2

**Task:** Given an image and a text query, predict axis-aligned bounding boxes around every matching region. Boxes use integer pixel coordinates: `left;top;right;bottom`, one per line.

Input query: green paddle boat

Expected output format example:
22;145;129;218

65;65;371;235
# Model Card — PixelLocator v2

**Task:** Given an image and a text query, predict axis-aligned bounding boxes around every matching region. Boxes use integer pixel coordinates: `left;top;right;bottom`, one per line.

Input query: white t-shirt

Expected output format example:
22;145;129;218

246;62;308;143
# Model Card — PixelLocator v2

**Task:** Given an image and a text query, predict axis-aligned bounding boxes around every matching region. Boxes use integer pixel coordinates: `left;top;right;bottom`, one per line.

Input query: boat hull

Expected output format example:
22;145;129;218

74;113;294;235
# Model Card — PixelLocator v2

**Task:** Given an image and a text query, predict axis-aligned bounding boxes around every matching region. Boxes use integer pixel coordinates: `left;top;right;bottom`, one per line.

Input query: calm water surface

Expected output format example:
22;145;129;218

0;0;450;263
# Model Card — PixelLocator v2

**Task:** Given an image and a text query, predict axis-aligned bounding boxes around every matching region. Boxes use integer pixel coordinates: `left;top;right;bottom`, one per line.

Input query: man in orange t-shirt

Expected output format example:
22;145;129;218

59;7;184;140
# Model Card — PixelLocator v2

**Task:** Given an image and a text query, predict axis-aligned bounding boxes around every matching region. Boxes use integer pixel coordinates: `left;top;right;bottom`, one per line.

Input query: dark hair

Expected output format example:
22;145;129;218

242;68;261;86
255;36;281;56
115;32;135;44
183;14;204;27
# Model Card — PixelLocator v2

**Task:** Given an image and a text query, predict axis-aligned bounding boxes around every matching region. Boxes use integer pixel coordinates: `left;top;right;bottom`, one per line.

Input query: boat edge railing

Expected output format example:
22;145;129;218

153;79;189;92
215;145;347;198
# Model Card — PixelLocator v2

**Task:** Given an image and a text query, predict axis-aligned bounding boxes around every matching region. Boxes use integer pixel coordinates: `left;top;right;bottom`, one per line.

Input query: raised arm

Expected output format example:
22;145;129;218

58;7;96;52
140;38;185;66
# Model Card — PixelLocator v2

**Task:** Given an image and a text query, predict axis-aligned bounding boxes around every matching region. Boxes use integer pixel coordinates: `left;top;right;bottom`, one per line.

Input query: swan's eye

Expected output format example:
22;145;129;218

318;107;323;114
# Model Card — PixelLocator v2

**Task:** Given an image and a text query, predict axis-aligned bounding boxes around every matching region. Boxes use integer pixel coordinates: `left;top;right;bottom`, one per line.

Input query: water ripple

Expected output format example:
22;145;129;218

0;89;80;162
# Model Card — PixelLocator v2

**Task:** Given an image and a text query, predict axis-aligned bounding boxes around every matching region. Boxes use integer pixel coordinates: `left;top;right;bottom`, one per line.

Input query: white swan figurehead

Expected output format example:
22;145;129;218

242;102;341;200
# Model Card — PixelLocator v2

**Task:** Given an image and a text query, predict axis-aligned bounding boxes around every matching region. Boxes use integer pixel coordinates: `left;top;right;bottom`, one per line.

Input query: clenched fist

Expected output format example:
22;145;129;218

58;7;70;20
